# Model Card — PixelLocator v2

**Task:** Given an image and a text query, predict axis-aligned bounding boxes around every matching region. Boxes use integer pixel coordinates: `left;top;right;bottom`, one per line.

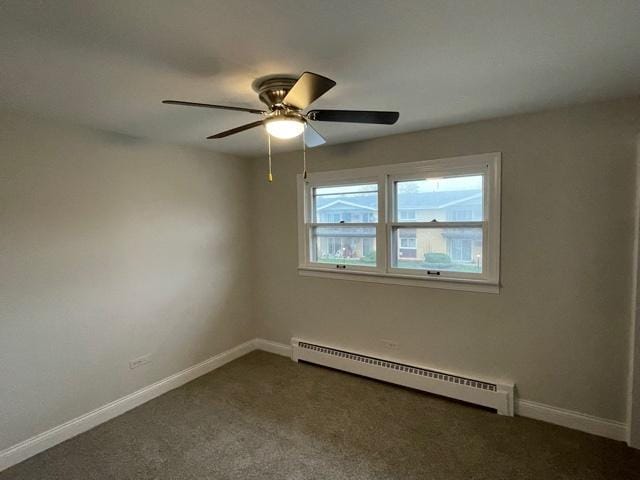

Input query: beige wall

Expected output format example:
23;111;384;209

251;98;640;422
2;98;638;452
0;111;254;450
630;134;640;446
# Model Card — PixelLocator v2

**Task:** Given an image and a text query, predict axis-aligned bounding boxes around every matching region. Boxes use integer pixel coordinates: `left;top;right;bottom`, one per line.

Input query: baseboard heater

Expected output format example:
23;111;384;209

291;338;514;416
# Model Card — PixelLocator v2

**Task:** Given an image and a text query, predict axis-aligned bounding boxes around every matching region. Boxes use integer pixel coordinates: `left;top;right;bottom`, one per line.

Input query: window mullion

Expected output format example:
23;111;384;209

387;174;395;273
376;173;387;273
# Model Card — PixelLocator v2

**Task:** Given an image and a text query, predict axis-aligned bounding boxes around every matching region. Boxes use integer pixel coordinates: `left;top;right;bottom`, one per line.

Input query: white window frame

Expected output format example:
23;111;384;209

297;153;501;293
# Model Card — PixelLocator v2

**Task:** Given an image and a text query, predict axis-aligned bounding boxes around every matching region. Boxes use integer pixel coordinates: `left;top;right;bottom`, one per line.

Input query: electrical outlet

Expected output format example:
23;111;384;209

381;339;399;351
129;354;151;370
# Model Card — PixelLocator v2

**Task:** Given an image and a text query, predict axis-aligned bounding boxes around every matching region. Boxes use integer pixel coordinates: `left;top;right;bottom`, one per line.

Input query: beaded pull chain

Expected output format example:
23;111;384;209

302;126;307;180
267;134;273;183
266;128;308;183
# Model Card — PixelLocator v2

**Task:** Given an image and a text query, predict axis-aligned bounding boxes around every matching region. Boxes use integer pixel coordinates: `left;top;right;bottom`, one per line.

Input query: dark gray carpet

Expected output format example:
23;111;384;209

2;351;639;479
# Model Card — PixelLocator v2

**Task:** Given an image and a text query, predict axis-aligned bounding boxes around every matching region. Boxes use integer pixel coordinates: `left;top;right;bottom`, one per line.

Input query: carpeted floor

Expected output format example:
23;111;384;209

2;351;639;479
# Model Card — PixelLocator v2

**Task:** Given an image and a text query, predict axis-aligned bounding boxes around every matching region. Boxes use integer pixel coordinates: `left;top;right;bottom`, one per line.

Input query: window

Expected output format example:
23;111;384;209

399;210;416;221
298;153;501;293
449;209;473;221
449;238;473;262
311;184;378;267
398;229;417;258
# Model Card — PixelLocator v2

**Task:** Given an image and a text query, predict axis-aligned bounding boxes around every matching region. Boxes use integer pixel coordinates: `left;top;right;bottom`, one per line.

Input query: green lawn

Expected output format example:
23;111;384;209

397;260;482;273
317;258;376;266
316;258;481;273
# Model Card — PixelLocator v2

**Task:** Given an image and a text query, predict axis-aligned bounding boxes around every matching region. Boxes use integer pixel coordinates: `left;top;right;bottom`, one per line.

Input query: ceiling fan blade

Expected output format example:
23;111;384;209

282;72;336;110
307;109;399;125
304;123;326;148
207;120;264;139
162;100;265;115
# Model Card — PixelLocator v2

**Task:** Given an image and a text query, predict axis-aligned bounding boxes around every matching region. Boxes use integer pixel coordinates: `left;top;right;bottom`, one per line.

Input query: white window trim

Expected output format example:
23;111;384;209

297;152;501;293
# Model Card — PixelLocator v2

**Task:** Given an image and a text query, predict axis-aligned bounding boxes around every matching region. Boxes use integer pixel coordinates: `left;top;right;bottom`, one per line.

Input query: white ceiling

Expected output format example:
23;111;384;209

1;0;639;157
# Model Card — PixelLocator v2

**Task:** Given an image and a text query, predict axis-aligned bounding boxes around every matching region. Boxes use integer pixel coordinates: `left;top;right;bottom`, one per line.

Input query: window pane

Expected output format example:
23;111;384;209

395;175;483;222
313;226;376;266
392;227;482;273
314;183;378;223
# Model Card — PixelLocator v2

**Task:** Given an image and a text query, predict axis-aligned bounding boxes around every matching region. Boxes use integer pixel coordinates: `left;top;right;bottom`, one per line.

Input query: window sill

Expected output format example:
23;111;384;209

297;266;499;294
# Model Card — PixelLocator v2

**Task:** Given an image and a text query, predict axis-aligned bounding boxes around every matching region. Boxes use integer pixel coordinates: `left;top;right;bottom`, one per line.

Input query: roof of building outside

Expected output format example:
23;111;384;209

316;190;481;210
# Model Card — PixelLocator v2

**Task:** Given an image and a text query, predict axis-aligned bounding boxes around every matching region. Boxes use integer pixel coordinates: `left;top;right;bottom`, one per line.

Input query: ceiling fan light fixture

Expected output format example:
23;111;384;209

163;71;399;145
265;118;305;139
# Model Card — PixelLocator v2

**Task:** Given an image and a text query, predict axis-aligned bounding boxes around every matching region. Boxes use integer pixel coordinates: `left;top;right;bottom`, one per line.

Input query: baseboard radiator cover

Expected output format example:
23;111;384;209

291;338;514;416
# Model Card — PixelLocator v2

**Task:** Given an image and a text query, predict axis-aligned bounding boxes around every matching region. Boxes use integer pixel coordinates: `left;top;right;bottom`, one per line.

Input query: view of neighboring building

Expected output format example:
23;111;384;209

314;185;483;272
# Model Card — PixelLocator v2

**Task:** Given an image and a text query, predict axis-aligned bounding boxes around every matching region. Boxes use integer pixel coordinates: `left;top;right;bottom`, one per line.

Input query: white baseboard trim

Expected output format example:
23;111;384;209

253;338;293;357
0;339;256;472
257;338;630;443
516;399;628;442
255;338;630;443
0;338;630;472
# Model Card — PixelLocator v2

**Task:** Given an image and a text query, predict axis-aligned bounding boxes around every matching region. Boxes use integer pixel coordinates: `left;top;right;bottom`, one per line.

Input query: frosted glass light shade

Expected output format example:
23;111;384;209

265;119;304;139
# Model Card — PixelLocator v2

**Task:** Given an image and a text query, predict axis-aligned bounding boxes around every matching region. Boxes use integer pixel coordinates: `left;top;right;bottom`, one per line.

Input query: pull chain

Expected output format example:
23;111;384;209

267;134;273;183
302;126;307;180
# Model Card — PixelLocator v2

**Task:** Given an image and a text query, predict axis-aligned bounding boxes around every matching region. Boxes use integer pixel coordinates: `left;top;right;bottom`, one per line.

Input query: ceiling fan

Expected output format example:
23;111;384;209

162;71;399;147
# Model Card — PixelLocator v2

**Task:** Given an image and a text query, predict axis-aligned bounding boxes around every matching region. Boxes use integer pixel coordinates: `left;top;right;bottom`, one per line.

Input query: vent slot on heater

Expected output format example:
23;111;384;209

292;339;514;416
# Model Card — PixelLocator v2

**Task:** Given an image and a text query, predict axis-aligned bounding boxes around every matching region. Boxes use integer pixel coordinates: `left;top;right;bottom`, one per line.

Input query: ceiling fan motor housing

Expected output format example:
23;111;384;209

252;75;298;110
